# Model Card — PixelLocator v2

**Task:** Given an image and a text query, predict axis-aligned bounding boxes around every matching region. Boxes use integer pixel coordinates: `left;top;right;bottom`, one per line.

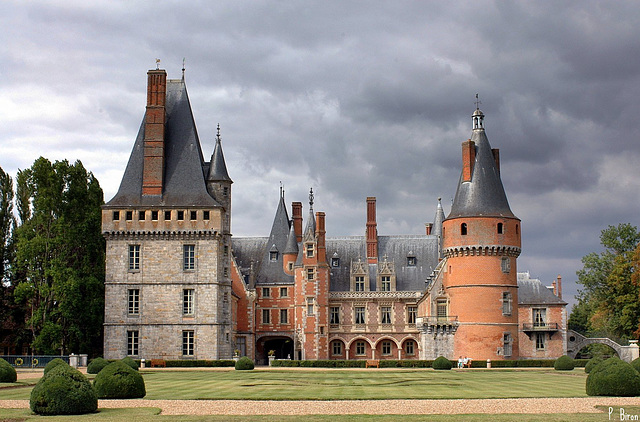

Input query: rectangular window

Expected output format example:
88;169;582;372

307;268;314;280
355;276;365;292
151;210;158;220
382;340;392;355
407;306;417;324
405;341;415;355
182;330;194;356
262;287;270;297
331;257;340;267
183;289;194;315
380;306;392;324
332;341;342;356
127;330;139;356
503;333;512;357
203;210;210;220
355;341;365;356
183;245;195;270
126;210;133;220
262;309;270;324
164;210;171;220
501;257;511;273
535;332;546;350
280;309;288;324
355;306;365;324
306;244;314;258
113;211;120;221
502;292;512;316
330;306;340;325
533;308;546;327
307;298;314;315
279;287;288;297
381;276;391;291
178;210;185;220
128;289;139;315
190;210;197;220
407;256;416;266
138;210;145;220
128;245;140;271
436;299;448;321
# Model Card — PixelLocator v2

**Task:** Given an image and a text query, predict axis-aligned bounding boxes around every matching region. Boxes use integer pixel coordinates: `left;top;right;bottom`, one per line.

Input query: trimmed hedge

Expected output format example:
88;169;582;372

631;357;640;373
30;364;97;415
87;357;110;374
270;359;587;368
432;356;453;370
121;356;139;371
585;357;605;374
93;361;146;399
586;357;640;396
0;358;17;383
165;359;235;367
235;356;255;370
43;358;68;376
554;355;575;371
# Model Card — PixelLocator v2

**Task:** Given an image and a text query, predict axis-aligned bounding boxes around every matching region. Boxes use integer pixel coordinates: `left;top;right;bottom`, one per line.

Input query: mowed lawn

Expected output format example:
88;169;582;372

0;368;588;400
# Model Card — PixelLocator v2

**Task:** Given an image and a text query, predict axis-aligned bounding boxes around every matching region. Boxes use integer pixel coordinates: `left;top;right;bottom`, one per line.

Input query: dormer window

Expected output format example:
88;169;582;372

306;243;314;258
331;257;340;267
407;255;416;267
461;223;468;235
269;244;279;261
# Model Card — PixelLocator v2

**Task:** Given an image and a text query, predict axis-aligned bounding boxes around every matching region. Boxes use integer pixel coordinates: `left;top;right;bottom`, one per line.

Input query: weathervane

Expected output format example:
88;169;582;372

216;123;221;140
309;188;314;209
475;93;482;110
156;58;161;70
182;57;186;79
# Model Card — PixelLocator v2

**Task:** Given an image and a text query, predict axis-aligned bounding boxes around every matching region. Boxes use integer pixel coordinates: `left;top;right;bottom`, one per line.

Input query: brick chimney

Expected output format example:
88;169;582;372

461;139;475;182
315;212;326;263
425;223;433;235
142;69;167;196
366;197;378;263
292;201;303;243
556;275;562;299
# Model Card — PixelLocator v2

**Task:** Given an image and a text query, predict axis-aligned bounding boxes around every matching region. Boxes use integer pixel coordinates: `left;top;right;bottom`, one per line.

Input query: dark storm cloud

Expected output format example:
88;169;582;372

2;0;640;309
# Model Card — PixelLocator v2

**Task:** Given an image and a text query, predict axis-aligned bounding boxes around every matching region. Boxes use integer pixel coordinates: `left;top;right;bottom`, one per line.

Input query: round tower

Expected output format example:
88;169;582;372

442;106;521;360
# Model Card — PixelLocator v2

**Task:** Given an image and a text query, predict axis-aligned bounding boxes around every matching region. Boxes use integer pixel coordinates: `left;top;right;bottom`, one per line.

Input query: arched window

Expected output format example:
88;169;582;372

497;223;503;234
461;223;468;235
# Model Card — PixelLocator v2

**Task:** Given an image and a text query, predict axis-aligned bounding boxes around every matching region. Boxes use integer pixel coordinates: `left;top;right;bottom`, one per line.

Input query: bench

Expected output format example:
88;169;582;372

150;359;166;368
464;359;473;368
365;359;380;368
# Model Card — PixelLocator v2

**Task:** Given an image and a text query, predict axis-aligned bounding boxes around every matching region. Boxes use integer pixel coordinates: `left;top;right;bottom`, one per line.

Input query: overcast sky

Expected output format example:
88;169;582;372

2;1;640;309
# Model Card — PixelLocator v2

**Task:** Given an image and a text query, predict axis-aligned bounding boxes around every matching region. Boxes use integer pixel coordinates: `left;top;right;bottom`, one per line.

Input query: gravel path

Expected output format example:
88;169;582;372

3;397;640;415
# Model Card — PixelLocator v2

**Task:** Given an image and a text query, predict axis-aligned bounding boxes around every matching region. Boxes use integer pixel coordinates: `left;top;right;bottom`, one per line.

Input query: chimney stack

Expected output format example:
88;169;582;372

316;212;326;263
556;275;562;299
425;223;433;235
461;139;476;182
292;202;303;242
142;69;167;196
366;197;378;263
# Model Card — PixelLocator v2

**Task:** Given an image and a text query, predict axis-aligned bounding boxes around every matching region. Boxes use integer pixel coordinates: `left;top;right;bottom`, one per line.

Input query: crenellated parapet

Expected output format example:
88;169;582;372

443;244;521;258
103;230;221;241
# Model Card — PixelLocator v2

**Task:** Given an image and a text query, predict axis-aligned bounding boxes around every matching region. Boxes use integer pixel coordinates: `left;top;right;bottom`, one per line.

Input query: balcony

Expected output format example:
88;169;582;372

522;323;559;332
416;316;459;335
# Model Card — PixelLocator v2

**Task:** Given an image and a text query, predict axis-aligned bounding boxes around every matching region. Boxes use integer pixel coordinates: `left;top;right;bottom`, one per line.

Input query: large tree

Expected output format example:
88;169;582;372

569;223;640;340
12;158;104;356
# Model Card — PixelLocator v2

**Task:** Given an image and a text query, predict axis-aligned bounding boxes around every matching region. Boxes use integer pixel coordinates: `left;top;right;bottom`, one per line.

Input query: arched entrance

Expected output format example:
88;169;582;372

256;335;294;365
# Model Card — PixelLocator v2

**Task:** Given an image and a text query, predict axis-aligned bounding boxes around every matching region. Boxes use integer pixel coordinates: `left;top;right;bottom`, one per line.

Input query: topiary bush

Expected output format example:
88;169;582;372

554;355;575;371
30;364;97;415
120;356;139;371
43;358;68;376
586;357;640;396
87;357;110;374
631;357;640;374
585;357;604;374
235;356;255;370
432;356;453;370
0;358;17;383
93;361;146;399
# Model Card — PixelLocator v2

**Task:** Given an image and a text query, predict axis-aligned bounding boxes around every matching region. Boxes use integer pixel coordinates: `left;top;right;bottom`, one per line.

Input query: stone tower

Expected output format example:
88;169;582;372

102;68;233;360
441;106;521;360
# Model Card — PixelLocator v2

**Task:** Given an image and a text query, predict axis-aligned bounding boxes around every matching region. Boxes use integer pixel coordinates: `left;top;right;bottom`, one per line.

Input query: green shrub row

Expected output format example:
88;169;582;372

164;359;235;367
270;358;588;368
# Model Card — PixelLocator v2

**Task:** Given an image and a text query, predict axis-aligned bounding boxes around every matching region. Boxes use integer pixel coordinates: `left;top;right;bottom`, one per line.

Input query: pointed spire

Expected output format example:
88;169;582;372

284;220;299;255
207;124;232;182
432;197;445;238
303;188;316;240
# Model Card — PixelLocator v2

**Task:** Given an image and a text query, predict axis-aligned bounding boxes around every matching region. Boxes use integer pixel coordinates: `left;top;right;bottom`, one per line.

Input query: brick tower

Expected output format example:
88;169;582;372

442;106;521;360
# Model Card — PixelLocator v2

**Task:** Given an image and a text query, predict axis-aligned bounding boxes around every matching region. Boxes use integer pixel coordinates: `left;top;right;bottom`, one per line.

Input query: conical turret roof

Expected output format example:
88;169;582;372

447;109;515;219
207;125;232;183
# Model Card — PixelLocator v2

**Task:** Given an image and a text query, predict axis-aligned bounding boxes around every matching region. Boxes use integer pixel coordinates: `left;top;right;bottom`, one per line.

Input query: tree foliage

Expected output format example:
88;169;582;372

570;224;640;340
11;158;104;355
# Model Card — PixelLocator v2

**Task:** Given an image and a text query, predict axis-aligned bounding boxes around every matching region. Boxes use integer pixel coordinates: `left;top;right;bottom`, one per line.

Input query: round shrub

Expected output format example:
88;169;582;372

235;356;255;370
0;358;17;383
87;357;110;374
585;357;604;374
432;356;453;370
30;364;97;415
93;361;146;399
631;357;640;374
121;356;139;371
586;357;640;396
554;355;575;371
43;358;68;375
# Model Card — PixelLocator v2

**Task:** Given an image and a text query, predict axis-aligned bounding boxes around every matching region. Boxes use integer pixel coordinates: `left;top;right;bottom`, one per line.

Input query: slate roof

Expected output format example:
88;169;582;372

447;110;515;219
106;79;221;208
207;131;232;183
517;272;566;305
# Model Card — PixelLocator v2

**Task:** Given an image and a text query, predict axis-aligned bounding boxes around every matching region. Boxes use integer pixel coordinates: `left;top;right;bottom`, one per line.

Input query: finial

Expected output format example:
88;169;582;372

216;123;221;141
475;93;482;110
309;188;314;209
155;58;161;70
280;181;284;199
182;57;186;80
